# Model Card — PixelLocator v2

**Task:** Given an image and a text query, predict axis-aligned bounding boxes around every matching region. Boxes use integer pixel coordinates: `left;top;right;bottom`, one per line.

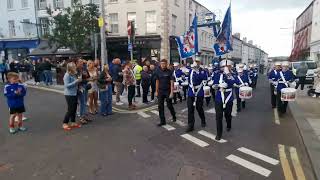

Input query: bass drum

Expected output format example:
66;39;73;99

239;86;253;99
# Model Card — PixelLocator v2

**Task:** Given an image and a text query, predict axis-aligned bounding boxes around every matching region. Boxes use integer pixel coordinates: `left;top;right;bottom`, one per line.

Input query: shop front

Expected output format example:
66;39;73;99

0;39;39;62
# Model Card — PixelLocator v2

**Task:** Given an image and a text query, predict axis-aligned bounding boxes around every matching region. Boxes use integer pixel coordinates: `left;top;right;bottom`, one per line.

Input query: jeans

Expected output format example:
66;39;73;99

128;85;136;106
100;85;113;115
43;70;52;85
78;89;87;117
64;95;78;124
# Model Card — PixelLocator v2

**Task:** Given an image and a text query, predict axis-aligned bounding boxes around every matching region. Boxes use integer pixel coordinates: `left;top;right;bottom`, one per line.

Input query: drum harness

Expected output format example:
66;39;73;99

279;71;289;88
219;74;233;109
189;69;206;107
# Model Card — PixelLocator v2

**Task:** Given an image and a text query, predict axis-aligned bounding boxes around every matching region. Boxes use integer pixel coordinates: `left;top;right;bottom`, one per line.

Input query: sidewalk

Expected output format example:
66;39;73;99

24;79;157;110
289;89;320;180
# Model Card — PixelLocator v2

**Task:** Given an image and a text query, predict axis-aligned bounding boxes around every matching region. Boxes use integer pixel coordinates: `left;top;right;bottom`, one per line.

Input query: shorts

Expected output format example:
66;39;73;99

9;106;26;114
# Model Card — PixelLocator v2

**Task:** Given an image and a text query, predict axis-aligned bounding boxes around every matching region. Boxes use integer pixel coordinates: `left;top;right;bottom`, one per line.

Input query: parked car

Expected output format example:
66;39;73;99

291;60;318;84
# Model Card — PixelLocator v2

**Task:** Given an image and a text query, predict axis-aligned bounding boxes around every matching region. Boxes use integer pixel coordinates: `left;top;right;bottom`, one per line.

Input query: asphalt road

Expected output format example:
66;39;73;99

0;77;317;180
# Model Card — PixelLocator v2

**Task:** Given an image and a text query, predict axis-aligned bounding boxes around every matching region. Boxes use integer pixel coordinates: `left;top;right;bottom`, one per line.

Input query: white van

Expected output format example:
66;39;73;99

291;61;318;84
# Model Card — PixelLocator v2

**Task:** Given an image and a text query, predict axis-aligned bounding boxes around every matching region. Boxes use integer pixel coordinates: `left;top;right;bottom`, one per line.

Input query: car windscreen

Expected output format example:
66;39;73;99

307;62;317;69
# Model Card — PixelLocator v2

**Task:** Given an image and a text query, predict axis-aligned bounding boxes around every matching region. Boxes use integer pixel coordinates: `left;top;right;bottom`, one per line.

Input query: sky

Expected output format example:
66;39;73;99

196;0;313;57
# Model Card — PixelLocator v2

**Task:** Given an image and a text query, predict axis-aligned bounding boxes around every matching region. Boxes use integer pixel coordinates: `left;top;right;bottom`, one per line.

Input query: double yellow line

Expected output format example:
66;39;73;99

278;144;306;180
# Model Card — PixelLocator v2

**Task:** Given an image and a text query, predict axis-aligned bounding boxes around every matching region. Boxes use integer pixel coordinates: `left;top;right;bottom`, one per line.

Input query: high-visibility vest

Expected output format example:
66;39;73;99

134;65;142;80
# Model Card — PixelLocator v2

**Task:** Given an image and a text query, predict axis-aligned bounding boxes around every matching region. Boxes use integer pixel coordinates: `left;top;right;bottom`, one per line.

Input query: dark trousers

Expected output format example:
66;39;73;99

64;95;78;124
235;92;245;111
32;71;40;83
173;92;182;103
151;83;156;100
296;77;306;90
136;80;141;97
215;101;233;138
277;92;288;114
128;85;136;106
142;85;150;103
1;71;7;83
187;97;206;128
158;94;176;124
270;84;277;108
183;86;188;99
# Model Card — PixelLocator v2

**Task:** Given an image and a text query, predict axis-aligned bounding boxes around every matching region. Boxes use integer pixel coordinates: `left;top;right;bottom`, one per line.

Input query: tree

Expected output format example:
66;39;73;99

47;1;99;54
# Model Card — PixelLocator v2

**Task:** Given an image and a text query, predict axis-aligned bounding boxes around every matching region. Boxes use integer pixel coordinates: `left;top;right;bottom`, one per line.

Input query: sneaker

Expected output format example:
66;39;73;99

9;128;17;134
116;102;124;105
18;127;28;132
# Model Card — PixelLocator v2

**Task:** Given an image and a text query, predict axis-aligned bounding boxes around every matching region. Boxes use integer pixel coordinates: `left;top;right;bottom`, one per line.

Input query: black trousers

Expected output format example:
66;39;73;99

277;92;288;114
136;80;141;96
173;92;182;103
128;85;136;106
158;94;176;124
215;101;233;138
142;85;150;103
235;91;245;111
187;97;206;128
183;86;188;99
296;77;306;90
270;84;277;108
1;71;7;83
64;95;78;124
150;83;156;100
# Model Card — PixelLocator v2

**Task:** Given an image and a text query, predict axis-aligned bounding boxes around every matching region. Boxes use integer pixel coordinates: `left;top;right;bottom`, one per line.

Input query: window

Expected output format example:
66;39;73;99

22;19;31;36
39;0;47;9
21;0;28;8
127;12;137;29
54;0;63;8
172;15;177;35
7;0;14;9
145;11;156;34
39;18;49;36
8;20;16;37
109;13;119;33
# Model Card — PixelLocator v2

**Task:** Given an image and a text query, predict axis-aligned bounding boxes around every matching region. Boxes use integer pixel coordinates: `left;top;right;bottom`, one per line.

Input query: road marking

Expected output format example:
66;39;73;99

198;130;227;143
162;125;176;131
137;111;151;118
274;109;280;125
181;134;209;147
226;154;272;177
150;110;159;115
278;144;294;180
175;120;187;127
237;147;279;165
205;108;216;114
181;108;188;113
289;147;306;180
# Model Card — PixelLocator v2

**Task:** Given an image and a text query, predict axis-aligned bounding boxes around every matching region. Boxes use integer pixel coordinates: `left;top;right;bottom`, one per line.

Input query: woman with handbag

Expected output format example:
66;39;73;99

98;65;113;116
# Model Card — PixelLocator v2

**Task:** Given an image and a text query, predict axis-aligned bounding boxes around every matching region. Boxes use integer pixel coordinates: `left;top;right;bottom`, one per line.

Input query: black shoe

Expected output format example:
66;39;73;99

215;136;221;141
157;123;166;127
172;118;177;122
185;127;194;133
135;95;141;97
201;123;206;128
227;127;231;132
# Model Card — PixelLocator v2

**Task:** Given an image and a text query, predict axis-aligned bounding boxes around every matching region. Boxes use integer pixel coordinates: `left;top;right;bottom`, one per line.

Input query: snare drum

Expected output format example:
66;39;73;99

204;86;211;97
281;88;296;102
239;86;253;99
173;82;180;93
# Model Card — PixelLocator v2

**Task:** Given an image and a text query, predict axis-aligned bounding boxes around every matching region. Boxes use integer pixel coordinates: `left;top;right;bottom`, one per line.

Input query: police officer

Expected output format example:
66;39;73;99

173;62;183;104
213;60;235;141
234;66;250;112
186;57;208;132
155;59;177;126
268;62;281;108
276;61;295;115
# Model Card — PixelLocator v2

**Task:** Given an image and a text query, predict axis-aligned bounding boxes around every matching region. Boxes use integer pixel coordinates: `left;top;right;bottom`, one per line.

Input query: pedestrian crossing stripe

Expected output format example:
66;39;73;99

150;110;159;115
162;125;176;131
137;111;151;118
198;130;227;143
237;147;279;165
205;108;216;114
181;134;209;147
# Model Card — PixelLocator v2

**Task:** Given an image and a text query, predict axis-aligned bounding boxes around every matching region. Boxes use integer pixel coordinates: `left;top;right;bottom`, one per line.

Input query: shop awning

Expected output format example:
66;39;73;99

0;39;39;49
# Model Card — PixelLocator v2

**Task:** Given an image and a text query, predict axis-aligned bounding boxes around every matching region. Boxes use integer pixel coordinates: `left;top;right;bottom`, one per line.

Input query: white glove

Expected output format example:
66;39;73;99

219;83;228;88
290;82;297;88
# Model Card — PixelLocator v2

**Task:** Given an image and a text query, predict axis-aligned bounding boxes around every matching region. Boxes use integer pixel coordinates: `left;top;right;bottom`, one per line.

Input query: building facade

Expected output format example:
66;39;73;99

311;0;320;62
0;0;39;63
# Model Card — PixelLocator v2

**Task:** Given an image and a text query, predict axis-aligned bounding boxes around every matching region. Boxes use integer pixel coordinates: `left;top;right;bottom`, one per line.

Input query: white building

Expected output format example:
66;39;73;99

0;0;39;62
310;0;320;62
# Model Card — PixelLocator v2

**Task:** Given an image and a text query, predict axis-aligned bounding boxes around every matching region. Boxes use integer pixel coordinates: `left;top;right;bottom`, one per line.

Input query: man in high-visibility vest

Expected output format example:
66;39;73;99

133;61;143;97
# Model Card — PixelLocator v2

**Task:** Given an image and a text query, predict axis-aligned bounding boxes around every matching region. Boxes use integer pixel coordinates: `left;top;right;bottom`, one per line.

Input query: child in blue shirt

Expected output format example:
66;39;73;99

4;72;27;134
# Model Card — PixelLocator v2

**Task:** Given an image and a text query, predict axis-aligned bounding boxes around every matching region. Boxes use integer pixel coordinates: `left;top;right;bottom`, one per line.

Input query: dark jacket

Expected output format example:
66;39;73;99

4;83;26;108
141;71;151;88
98;71;112;90
42;61;52;71
111;64;123;82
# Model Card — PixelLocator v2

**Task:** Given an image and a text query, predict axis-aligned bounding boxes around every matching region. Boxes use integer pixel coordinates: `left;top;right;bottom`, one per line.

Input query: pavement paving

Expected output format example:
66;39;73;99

0;77;317;180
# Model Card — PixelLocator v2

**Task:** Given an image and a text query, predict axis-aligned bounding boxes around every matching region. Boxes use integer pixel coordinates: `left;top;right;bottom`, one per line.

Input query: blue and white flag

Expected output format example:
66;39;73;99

213;5;233;57
176;14;199;59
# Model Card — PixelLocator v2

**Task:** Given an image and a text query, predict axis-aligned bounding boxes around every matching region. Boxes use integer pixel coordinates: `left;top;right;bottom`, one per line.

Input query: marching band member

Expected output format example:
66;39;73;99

180;62;190;101
186;58;208;132
210;61;221;103
268;62;281;109
249;64;258;89
234;67;250;112
173;62;183;104
276;61;295;115
213;60;235;140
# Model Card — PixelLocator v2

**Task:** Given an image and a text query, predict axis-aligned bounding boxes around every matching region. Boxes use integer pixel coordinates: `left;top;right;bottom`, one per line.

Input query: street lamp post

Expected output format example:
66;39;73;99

100;0;107;68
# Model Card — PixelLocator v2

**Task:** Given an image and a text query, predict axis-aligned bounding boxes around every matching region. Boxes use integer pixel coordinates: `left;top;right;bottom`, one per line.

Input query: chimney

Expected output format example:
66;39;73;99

248;40;253;45
243;37;247;43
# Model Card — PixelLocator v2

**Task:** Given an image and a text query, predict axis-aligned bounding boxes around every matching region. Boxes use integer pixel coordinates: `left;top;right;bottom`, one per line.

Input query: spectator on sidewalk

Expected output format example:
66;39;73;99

4;72;28;134
18;60;29;83
123;61;136;110
63;62;82;131
42;58;53;86
295;62;308;90
150;64;157;102
87;60;99;114
141;65;151;104
111;58;124;105
9;61;19;73
31;60;41;85
98;64;113;116
0;61;8;83
134;61;142;97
